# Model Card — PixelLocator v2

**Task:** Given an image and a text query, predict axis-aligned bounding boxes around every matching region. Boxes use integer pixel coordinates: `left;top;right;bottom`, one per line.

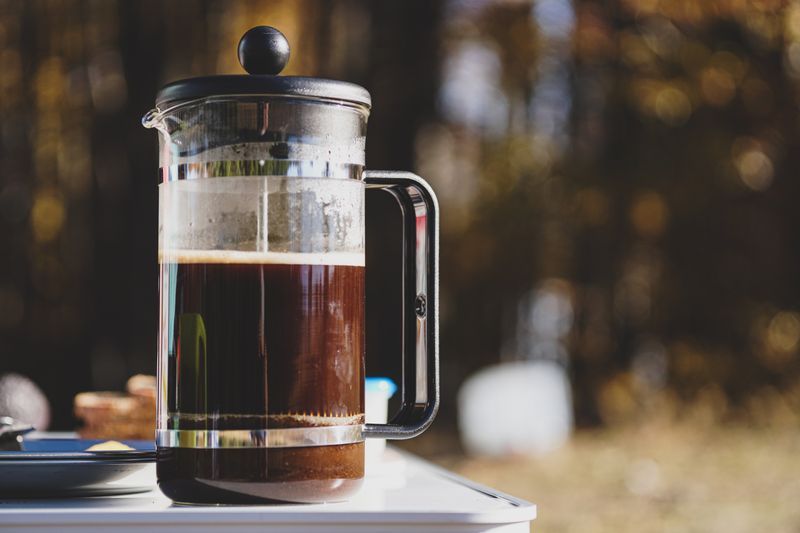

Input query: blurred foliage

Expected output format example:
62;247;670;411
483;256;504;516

422;0;800;427
1;0;800;430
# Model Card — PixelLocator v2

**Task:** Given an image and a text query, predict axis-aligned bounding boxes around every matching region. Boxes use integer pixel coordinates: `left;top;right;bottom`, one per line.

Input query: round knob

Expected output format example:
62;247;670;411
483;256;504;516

237;26;290;75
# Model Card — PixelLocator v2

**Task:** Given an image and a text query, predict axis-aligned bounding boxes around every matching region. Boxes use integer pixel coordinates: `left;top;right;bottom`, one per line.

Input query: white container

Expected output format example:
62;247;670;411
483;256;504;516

458;360;573;457
365;377;397;459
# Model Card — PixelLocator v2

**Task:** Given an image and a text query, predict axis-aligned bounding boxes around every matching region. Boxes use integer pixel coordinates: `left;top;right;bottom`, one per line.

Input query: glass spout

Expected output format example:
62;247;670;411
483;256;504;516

142;107;164;130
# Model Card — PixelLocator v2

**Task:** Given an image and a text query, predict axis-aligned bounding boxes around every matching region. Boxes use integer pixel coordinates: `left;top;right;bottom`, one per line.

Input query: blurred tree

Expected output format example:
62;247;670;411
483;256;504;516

3;0;800;433
421;0;800;428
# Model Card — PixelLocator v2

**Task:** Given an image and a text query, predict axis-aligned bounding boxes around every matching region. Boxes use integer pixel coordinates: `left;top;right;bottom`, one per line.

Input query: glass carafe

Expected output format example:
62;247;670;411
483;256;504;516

142;26;438;504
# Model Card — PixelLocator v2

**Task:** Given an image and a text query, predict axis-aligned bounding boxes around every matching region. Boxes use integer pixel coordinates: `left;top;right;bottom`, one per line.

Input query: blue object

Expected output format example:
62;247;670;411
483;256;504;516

19;439;155;453
365;377;397;398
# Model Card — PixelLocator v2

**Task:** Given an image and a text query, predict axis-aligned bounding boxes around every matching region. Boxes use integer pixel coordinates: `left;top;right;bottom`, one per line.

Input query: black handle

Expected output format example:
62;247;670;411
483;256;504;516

363;171;439;439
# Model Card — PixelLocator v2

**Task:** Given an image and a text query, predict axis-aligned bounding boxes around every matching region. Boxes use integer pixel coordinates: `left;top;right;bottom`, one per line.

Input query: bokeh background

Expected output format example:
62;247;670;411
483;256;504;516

2;0;800;531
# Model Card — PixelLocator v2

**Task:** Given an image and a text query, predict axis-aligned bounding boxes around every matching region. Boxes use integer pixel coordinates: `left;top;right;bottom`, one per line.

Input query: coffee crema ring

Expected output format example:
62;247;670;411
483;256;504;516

267;412;365;429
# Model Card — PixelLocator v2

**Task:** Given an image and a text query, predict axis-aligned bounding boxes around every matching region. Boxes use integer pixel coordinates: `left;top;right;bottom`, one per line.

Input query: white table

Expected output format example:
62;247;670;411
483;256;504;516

0;448;535;532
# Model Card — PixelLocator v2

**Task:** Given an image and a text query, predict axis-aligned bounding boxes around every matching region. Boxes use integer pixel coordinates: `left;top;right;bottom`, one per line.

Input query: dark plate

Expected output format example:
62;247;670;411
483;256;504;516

0;439;156;498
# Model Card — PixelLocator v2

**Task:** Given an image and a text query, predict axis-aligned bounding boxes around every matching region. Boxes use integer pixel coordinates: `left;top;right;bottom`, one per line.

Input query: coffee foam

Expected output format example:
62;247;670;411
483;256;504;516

171;412;365;428
159;248;365;267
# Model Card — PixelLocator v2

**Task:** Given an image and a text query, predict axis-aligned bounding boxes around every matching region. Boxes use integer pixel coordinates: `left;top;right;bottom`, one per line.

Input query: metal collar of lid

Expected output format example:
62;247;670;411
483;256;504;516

155;75;372;109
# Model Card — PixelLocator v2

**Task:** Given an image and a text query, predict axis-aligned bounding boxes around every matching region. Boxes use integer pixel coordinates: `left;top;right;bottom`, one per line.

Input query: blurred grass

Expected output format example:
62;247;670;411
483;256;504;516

411;421;800;533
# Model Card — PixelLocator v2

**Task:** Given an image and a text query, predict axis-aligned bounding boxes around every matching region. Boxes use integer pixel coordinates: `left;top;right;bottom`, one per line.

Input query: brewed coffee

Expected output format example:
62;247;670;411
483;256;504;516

157;250;365;503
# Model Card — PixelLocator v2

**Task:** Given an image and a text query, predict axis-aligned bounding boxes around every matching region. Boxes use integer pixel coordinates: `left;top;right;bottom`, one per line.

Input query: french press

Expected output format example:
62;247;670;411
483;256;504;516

142;26;438;504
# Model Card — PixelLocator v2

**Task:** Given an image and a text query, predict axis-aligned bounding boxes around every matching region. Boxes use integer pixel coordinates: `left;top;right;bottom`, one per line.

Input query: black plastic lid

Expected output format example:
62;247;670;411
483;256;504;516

155;26;371;109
